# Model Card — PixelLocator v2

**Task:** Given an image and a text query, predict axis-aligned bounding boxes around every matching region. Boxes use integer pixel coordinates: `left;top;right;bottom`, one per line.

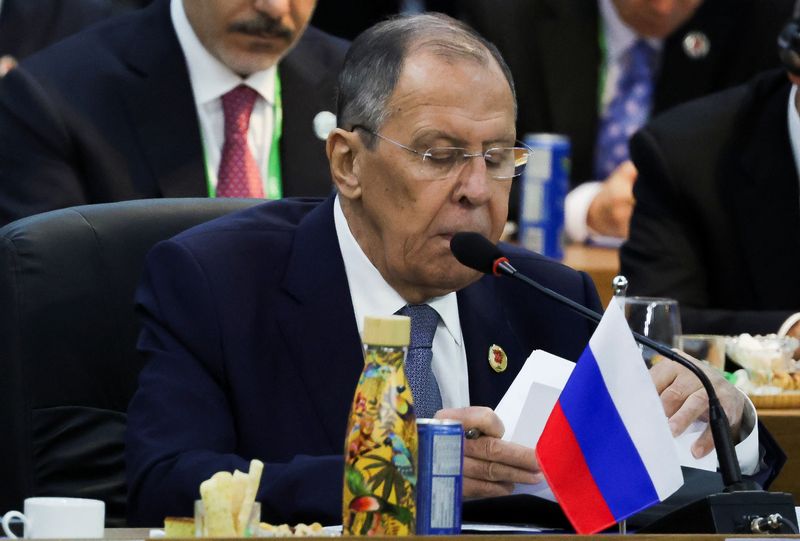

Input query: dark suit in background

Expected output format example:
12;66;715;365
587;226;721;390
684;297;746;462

0;0;111;59
310;0;460;40
620;70;800;335
0;0;347;226
125;195;602;526
463;0;793;218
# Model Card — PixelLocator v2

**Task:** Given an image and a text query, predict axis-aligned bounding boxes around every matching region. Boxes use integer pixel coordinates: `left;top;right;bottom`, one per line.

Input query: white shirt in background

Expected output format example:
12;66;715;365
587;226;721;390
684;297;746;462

564;0;662;244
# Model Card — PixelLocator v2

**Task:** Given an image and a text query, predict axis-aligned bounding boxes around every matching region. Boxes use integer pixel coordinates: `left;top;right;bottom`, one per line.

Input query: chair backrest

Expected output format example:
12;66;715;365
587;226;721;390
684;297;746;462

0;198;260;525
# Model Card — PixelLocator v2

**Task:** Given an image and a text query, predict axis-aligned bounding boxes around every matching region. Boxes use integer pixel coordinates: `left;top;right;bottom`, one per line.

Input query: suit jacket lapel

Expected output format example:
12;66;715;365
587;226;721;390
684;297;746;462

117;0;207;198
458;277;526;409
726;76;800;307
278;30;338;197
278;197;364;448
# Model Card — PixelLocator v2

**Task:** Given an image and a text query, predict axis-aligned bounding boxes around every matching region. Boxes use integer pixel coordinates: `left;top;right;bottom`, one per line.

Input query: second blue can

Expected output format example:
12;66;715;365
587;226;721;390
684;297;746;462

416;419;463;535
518;133;571;260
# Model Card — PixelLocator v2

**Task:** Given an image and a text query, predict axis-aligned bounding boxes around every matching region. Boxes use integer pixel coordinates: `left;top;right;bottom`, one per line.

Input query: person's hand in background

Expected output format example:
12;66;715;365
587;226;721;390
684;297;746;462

587;160;637;238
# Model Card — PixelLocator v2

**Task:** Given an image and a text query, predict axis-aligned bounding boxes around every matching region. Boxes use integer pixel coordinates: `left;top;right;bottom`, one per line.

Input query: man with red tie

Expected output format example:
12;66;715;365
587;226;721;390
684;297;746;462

0;0;347;226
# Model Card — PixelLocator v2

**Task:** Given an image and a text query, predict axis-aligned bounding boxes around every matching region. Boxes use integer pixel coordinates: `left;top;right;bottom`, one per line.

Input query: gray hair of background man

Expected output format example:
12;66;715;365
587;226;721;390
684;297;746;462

335;13;517;147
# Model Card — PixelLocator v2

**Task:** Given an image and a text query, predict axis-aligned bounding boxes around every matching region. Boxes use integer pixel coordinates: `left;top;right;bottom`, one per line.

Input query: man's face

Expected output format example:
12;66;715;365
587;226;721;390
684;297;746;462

183;0;316;76
342;51;516;303
611;0;703;38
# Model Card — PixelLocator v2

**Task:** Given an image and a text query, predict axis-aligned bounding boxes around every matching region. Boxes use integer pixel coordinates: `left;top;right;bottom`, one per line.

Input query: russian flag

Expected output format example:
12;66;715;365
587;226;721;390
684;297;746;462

536;298;683;534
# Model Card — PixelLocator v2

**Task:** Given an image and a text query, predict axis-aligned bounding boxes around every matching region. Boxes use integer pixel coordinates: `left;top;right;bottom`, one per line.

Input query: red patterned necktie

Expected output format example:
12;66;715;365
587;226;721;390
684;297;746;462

217;85;265;198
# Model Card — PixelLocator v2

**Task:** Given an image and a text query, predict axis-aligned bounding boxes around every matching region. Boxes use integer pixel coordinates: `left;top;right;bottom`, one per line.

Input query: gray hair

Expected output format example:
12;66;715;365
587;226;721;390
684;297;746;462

335;13;517;146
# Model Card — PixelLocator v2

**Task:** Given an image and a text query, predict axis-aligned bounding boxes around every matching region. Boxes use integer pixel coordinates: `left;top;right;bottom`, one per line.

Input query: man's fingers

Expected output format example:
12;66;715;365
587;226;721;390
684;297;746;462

667;388;708;437
463;478;514;499
463;455;543;486
465;436;540;473
690;424;715;458
435;406;504;438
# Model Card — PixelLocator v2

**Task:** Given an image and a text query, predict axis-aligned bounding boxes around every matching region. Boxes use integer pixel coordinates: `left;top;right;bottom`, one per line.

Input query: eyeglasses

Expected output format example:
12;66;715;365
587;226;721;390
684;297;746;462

352;125;530;180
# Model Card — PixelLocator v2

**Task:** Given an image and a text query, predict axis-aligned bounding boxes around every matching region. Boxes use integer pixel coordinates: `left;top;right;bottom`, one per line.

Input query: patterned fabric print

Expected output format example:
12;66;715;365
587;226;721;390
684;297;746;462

217;85;265;198
593;40;657;180
397;304;442;419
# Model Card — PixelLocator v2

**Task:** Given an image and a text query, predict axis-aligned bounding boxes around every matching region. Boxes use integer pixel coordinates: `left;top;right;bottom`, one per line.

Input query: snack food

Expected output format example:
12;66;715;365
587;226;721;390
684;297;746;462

164;517;195;538
258;522;326;537
198;459;264;537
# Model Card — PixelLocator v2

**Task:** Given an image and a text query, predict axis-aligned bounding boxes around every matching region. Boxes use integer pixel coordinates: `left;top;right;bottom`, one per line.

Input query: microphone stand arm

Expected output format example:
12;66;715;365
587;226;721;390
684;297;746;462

496;259;753;490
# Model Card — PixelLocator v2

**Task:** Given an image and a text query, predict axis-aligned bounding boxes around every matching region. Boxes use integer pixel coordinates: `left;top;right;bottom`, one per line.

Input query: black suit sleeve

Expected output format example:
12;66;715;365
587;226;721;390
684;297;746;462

620;126;793;334
126;240;344;527
0;66;90;225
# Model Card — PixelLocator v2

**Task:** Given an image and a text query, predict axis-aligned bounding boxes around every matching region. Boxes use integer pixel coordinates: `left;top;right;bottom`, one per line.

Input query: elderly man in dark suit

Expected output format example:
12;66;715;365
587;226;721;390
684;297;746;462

0;0;347;226
465;0;793;241
621;64;800;335
126;12;779;528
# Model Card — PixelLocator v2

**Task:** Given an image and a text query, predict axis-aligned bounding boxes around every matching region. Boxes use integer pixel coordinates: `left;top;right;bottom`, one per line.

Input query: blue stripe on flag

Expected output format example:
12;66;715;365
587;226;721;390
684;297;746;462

559;346;660;520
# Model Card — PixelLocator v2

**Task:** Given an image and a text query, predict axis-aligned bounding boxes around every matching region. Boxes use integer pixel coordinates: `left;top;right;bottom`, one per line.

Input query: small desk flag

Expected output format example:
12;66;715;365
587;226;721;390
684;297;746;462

536;298;683;534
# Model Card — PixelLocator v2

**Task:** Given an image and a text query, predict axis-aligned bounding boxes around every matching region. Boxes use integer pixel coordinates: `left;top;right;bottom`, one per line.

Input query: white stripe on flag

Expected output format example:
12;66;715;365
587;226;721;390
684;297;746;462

589;298;683;500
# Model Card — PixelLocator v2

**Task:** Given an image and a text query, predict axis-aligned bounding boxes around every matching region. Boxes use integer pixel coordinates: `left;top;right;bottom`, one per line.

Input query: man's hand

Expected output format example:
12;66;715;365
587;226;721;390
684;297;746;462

586;160;637;238
650;356;745;458
435;407;542;498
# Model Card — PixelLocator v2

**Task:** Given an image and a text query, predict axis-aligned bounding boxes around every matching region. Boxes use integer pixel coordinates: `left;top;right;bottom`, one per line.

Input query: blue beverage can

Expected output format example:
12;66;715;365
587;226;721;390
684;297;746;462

416;419;463;535
519;133;571;260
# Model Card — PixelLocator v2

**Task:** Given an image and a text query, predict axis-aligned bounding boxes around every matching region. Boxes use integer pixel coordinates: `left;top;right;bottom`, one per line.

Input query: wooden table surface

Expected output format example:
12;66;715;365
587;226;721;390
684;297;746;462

757;408;800;501
563;244;620;306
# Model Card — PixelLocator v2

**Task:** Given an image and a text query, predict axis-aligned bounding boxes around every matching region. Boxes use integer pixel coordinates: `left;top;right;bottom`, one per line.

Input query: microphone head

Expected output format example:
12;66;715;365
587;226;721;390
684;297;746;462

450;232;504;275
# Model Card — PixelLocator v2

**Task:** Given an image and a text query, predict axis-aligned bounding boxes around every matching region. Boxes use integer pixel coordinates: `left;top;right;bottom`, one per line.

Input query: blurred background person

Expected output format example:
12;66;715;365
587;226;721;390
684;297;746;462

0;0;112;76
309;0;460;40
0;0;347;226
466;0;794;243
620;12;800;336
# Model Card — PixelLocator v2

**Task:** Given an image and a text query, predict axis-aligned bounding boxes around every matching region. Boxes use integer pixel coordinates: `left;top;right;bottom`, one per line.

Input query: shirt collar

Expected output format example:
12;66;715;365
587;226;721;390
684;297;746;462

333;195;462;346
170;0;276;106
787;85;800;183
599;0;662;62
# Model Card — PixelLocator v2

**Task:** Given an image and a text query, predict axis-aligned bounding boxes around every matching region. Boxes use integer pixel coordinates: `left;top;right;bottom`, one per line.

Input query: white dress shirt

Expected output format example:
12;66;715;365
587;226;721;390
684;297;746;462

564;0;662;244
333;195;471;409
170;0;277;194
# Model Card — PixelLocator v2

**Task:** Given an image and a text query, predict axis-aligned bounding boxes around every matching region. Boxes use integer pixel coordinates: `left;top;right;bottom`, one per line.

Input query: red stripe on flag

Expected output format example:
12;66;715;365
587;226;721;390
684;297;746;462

536;402;617;534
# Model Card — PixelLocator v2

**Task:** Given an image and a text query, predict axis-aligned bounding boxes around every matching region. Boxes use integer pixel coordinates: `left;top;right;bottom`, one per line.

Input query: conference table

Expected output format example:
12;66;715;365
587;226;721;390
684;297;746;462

103;529;800;539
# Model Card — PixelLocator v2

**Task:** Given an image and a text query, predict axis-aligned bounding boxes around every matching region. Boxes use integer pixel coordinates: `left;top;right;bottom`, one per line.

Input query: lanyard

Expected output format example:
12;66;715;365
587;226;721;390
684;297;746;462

204;71;284;198
597;18;608;115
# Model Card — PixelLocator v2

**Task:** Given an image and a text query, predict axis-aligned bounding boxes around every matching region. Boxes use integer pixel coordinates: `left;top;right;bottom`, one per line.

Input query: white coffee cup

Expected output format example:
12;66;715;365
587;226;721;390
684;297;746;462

1;497;105;539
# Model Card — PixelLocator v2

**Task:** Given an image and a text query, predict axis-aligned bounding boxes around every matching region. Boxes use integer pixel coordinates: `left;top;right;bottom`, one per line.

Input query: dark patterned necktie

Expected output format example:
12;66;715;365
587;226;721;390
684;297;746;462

217;85;265;198
594;40;656;179
397;304;443;418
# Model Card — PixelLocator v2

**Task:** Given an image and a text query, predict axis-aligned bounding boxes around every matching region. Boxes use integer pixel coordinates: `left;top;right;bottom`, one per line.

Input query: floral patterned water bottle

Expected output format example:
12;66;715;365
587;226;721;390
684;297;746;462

343;315;417;535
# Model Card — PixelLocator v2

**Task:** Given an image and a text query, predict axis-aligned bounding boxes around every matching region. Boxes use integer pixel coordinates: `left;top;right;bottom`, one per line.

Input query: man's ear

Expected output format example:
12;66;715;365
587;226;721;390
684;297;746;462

327;128;363;200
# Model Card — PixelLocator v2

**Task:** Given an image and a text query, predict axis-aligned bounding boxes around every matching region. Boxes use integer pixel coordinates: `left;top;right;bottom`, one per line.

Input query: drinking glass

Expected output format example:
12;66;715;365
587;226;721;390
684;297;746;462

620;297;682;366
678;334;727;371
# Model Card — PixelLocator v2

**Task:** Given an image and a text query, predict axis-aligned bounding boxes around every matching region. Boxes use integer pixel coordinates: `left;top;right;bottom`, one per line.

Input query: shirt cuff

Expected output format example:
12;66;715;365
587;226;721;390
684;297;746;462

564;181;602;243
736;394;759;476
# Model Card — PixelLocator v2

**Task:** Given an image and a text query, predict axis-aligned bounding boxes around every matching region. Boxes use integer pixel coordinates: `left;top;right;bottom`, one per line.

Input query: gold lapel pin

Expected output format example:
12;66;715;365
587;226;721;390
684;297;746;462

488;344;507;373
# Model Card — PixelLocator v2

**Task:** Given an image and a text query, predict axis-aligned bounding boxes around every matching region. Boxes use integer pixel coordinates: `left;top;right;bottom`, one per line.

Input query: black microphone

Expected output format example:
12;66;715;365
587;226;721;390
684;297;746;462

451;232;796;534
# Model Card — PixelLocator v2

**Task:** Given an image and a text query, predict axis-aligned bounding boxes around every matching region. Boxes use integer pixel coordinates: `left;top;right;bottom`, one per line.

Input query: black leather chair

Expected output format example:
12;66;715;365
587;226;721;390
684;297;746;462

0;198;260;525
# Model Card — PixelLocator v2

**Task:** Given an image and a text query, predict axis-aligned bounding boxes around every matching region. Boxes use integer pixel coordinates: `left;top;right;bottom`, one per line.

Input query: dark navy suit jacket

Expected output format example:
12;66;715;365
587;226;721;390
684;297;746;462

125;196;603;525
0;0;347;226
0;0;111;60
126;196;785;527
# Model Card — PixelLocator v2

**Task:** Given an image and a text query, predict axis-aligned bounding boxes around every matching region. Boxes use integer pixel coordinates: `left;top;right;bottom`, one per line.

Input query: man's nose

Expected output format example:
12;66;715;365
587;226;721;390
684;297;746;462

253;0;291;19
454;156;492;206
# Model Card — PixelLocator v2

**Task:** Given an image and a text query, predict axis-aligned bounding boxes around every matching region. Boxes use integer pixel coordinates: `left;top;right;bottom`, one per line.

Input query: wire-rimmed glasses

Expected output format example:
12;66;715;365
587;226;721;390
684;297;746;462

352;125;530;180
